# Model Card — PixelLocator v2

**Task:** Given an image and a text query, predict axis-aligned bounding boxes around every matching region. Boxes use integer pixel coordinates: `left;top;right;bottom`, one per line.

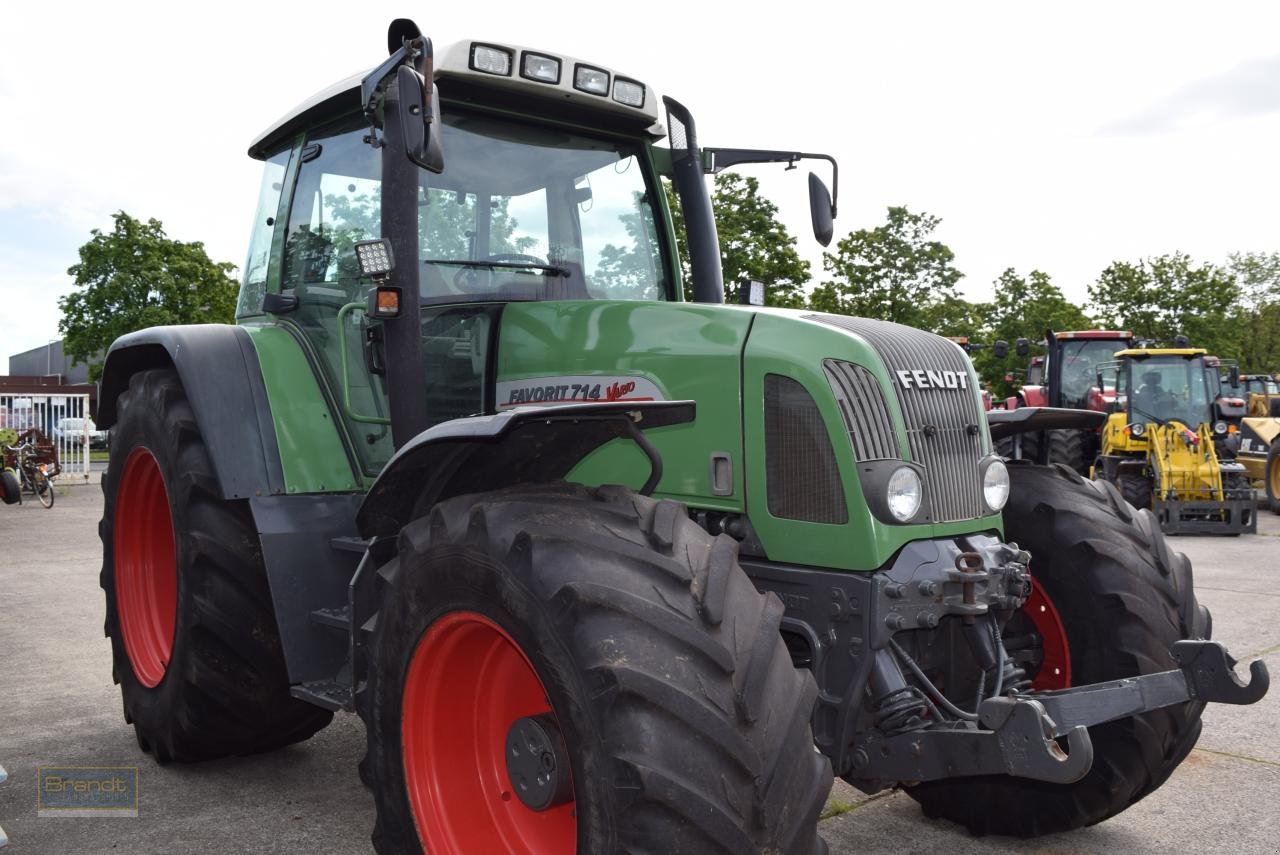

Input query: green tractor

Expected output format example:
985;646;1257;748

96;21;1267;853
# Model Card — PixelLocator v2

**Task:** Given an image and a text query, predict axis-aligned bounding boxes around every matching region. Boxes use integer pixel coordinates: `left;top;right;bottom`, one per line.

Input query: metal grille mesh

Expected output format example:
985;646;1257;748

804;314;987;522
764;374;848;524
667;113;688;151
823;360;899;461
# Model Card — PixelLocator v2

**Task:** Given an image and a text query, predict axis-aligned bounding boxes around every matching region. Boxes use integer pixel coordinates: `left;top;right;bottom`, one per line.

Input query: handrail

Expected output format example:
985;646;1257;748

337;301;393;426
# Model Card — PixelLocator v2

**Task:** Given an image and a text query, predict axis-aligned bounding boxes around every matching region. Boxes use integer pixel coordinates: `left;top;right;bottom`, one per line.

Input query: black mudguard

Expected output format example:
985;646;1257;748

357;400;696;539
97;324;285;500
986;406;1106;441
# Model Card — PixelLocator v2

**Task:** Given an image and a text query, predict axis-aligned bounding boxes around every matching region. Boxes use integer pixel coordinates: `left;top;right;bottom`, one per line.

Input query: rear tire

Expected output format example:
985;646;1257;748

101;368;332;762
360;483;831;854
1045;429;1087;475
906;462;1208;836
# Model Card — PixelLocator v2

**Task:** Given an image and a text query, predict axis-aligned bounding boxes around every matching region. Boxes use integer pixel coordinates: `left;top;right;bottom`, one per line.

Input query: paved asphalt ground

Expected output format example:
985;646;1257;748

2;482;1277;854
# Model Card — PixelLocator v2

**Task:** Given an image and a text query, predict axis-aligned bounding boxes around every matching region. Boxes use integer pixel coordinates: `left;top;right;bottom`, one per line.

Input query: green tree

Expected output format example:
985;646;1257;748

975;268;1093;394
1086;253;1237;357
59;212;239;381
664;174;810;307
1226;252;1280;372
808;206;964;328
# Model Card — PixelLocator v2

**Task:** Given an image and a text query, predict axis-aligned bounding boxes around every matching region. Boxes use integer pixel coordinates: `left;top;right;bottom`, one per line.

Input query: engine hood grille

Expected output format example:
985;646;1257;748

804;314;989;522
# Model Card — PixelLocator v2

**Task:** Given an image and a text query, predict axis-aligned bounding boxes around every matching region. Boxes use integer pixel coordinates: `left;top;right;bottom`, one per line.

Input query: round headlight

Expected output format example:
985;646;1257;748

887;466;923;522
1130;422;1146;437
983;458;1010;512
1214;421;1227;435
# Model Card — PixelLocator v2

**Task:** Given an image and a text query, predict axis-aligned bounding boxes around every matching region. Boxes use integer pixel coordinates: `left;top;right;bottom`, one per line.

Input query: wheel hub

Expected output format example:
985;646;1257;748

505;713;573;812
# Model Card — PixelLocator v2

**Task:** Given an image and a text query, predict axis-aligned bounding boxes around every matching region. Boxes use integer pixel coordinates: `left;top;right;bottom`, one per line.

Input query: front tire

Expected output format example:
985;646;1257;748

360;483;832;854
101;368;332;762
906;462;1208;836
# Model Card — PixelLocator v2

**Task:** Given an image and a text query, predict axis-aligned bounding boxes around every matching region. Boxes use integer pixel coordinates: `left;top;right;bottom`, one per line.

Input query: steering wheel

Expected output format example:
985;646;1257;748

450;253;549;293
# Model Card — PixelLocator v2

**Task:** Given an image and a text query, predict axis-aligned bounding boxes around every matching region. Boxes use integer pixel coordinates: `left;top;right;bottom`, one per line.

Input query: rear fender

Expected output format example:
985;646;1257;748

97;325;285;500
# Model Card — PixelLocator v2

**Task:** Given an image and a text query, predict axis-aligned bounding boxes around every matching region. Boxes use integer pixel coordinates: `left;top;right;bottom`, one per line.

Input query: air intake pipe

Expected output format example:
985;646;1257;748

663;97;724;304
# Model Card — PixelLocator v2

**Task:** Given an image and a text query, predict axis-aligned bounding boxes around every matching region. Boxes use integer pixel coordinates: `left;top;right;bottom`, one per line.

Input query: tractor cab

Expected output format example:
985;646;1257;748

1095;348;1255;534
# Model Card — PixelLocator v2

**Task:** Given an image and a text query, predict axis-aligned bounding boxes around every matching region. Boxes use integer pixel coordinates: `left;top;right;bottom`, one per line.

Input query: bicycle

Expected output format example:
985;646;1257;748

5;442;55;508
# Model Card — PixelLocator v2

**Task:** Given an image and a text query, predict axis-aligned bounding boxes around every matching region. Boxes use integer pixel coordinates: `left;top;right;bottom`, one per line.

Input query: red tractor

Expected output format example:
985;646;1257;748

1000;330;1133;472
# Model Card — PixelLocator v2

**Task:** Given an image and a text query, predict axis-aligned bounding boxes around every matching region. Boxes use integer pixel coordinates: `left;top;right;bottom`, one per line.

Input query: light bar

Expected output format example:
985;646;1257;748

470;44;512;76
521;52;561;84
354;238;395;279
613;77;645;108
573;64;609;96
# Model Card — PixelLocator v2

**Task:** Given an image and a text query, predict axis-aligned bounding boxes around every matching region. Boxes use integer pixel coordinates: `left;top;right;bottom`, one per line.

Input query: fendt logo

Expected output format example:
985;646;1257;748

896;369;970;390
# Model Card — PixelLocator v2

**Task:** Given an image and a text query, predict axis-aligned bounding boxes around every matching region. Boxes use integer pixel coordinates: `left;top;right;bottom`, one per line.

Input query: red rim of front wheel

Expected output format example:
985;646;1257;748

113;447;178;688
401;610;576;854
1023;577;1071;690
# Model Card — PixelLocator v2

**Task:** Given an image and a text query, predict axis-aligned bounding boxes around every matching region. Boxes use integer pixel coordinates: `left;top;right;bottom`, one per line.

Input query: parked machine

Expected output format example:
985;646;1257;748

1000;330;1132;472
92;21;1267;853
1095;348;1255;534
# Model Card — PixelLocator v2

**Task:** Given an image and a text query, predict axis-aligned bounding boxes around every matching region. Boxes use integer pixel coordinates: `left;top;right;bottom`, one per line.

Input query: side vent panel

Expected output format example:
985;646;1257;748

763;374;848;524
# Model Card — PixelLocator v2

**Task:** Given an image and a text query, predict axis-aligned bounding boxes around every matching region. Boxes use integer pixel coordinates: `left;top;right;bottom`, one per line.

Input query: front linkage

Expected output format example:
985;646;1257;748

747;536;1267;791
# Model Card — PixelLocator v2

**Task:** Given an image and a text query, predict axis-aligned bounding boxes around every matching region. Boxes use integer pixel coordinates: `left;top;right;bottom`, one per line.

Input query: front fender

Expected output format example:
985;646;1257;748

987;407;1106;441
356;401;695;538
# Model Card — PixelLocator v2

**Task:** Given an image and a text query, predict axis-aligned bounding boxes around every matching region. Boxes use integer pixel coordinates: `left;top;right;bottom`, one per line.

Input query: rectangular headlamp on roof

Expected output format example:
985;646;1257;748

521;52;561;84
612;77;645;108
573;64;609;96
470;44;512;76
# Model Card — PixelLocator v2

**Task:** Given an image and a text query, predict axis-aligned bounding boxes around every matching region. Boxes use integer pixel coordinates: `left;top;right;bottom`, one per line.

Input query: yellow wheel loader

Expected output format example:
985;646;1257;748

1093;348;1256;535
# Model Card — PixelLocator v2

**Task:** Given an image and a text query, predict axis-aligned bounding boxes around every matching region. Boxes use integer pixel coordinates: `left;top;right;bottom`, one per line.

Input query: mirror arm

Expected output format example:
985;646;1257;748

703;148;839;217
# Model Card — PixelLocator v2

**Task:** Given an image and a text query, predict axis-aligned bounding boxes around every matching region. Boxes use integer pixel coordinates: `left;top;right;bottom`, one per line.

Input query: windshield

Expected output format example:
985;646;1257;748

1127;356;1211;426
271;107;670;477
1056;339;1126;407
280;109;668;306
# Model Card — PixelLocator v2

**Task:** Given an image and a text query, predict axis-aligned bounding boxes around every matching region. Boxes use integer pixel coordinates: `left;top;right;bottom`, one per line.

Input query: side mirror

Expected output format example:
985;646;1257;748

1228;365;1240;387
1015;338;1030;357
397;65;444;174
992;340;1009;359
1096;371;1105;391
808;172;834;247
739;279;765;306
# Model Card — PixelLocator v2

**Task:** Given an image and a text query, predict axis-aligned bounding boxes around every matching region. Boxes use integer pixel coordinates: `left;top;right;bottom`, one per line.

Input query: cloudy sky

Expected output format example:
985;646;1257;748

3;1;1278;363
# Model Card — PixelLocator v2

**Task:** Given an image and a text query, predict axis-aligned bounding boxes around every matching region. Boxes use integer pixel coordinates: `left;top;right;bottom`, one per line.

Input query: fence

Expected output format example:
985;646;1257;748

0;393;94;480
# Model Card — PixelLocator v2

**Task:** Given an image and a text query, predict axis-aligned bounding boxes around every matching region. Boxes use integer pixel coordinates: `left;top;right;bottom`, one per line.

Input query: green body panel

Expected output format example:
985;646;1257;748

496;301;750;511
495;302;1003;571
742;311;1001;571
241;323;362;493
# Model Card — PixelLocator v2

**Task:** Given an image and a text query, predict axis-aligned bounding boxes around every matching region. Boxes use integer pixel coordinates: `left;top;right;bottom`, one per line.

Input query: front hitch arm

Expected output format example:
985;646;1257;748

1024;640;1269;739
850;698;1094;784
848;640;1267;787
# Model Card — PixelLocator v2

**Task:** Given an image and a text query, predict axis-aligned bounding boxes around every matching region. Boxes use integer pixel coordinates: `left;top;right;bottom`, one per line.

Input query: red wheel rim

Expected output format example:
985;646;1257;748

1023;577;1071;690
113;447;178;688
402;611;576;854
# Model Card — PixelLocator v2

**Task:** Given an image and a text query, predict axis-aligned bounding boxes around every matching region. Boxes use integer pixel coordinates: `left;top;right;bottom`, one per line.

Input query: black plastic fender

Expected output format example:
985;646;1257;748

97;324;285;500
986;406;1106;441
357;400;696;538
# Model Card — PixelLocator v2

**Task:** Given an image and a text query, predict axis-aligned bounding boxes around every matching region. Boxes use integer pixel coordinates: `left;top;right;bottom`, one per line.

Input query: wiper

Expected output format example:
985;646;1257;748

422;258;569;277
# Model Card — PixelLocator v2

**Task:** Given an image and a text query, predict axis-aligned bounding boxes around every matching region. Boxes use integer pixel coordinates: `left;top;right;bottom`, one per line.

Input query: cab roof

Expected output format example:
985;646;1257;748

1114;348;1207;359
1056;330;1132;340
249;39;664;159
